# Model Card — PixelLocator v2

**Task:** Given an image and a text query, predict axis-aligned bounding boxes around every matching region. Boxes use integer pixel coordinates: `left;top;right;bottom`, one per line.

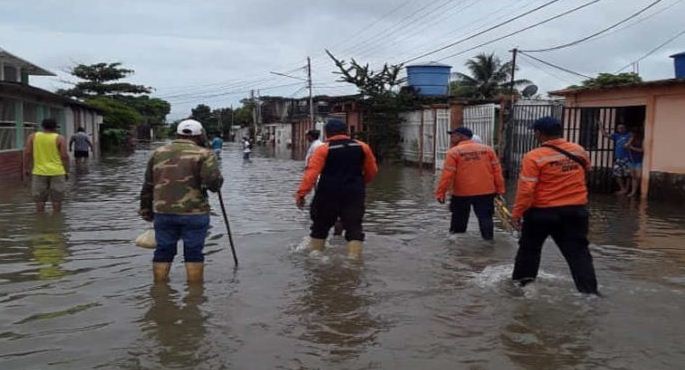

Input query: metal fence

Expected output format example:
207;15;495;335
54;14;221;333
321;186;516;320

505;103;620;193
463;103;497;146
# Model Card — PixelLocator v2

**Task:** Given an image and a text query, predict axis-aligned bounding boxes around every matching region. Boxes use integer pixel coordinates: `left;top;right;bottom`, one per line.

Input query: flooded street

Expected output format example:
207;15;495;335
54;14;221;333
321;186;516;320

1;142;685;369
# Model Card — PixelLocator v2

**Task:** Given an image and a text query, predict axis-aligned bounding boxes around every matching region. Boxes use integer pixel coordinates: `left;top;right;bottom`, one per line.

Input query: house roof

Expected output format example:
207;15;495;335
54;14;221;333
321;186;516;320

0;81;103;113
670;51;685;58
549;78;685;96
0;48;55;76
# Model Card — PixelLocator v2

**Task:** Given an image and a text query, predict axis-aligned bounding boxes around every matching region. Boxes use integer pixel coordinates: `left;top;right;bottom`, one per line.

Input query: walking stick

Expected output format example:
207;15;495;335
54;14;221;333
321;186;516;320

217;190;238;266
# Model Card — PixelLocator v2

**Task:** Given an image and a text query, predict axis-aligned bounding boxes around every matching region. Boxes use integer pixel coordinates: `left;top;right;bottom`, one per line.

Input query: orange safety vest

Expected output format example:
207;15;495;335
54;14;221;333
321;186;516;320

435;140;505;198
512;138;589;218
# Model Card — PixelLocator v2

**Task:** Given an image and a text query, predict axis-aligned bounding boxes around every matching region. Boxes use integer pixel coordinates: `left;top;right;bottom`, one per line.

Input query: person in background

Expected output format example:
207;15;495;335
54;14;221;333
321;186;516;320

511;116;599;295
625;129;644;198
69;127;93;164
304;129;323;166
139;119;224;284
211;134;224;159
242;137;252;160
601;123;632;194
435;127;505;240
295;119;378;259
23;118;69;213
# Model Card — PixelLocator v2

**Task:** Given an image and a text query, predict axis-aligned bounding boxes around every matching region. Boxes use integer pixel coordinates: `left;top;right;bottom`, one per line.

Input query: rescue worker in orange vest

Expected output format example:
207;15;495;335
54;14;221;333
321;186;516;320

295;119;378;259
511;116;599;295
435;127;505;240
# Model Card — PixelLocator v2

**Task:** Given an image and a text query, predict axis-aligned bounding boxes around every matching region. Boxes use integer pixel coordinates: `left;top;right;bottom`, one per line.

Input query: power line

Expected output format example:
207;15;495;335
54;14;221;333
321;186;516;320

518;56;576;84
166;82;304;104
336;0;453;58
400;0;563;64
436;0;601;62
392;0;533;63
521;0;664;52
519;51;592;79
584;0;684;45
616;27;685;73
351;0;477;58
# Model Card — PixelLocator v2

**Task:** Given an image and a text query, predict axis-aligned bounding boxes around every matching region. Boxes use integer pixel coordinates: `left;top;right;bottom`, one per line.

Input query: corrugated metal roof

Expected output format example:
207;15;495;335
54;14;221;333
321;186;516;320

549;78;685;96
0;48;55;76
0;81;103;112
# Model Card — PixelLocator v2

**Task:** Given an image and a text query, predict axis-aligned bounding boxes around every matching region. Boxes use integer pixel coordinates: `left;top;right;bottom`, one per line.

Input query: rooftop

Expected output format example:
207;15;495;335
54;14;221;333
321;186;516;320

0;48;55;76
0;81;103;112
549;78;685;96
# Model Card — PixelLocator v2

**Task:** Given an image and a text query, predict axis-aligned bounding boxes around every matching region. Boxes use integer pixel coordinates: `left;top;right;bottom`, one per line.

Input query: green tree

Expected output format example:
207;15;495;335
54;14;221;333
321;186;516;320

327;50;413;162
58;62;151;98
59;62;171;150
450;53;531;99
572;72;642;89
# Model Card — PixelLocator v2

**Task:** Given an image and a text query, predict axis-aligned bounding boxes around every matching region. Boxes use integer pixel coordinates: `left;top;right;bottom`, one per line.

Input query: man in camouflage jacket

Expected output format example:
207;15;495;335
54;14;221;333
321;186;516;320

139;119;223;283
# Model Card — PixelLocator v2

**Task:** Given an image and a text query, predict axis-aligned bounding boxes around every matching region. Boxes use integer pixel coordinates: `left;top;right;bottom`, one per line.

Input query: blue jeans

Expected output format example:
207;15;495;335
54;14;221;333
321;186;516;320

153;214;210;263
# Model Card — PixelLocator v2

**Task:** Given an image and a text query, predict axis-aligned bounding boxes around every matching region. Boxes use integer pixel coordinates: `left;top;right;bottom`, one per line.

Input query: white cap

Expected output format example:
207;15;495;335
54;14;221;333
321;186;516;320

472;134;482;143
177;119;204;136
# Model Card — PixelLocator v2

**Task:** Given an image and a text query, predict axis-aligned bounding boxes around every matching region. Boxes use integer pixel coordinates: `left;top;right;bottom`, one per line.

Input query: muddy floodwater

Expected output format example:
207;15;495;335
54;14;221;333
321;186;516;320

1;143;685;369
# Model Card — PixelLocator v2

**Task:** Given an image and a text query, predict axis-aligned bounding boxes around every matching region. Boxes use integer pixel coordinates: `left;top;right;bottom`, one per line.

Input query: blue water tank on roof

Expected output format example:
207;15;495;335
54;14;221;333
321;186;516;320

670;51;685;79
406;62;452;96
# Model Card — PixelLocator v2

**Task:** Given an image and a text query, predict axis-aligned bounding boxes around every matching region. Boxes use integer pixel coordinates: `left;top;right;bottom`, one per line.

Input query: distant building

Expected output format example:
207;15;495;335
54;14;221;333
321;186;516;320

0;48;102;183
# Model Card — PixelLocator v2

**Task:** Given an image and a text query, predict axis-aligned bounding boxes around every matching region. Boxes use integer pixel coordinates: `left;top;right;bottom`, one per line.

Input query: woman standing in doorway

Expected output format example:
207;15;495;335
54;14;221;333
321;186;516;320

625;130;644;198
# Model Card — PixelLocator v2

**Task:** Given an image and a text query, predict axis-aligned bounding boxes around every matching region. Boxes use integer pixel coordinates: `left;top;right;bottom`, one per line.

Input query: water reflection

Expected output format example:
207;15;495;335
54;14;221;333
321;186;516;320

293;260;381;362
501;300;597;369
29;215;68;281
142;284;208;368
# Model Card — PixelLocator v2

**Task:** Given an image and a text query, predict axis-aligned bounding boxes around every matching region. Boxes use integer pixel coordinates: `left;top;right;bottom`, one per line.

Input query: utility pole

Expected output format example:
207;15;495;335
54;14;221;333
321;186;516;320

251;89;256;140
509;48;518;107
230;104;234;141
307;56;314;130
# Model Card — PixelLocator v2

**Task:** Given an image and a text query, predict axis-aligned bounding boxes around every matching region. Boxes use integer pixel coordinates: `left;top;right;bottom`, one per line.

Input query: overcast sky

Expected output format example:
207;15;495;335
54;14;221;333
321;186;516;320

2;0;683;120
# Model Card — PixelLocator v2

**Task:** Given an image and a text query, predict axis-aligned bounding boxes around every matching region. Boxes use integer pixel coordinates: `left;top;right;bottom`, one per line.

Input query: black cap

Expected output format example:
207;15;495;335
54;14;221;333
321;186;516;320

532;116;563;136
447;127;473;138
324;119;347;135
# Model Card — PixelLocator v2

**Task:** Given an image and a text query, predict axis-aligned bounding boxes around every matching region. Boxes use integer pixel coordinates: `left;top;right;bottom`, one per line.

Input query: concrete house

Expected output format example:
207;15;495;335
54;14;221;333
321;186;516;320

0;48;102;183
550;53;685;200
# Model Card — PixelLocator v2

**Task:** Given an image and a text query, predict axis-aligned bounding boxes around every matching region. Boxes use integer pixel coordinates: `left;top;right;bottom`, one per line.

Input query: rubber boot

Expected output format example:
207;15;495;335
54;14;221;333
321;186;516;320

309;238;325;252
153;262;171;283
185;262;204;284
347;240;363;260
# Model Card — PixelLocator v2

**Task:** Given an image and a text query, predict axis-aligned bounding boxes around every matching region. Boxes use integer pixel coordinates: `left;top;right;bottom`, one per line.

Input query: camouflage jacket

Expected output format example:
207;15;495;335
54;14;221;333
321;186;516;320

140;139;223;215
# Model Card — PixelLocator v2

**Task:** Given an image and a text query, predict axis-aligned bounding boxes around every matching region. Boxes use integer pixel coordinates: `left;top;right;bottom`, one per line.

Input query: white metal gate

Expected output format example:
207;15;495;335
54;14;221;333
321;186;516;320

434;109;450;169
463;103;497;146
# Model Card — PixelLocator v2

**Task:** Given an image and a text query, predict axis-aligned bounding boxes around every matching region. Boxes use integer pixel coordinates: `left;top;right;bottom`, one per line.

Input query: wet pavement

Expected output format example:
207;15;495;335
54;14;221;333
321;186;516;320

1;142;684;369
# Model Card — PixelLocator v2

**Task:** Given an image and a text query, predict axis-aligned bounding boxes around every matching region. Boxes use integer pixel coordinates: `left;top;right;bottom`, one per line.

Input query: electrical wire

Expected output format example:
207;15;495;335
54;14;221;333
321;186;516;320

615;27;685;73
400;0;563;64
351;0;479;58
336;0;453;57
519;52;592;79
518;56;576;84
435;0;601;62
521;0;663;52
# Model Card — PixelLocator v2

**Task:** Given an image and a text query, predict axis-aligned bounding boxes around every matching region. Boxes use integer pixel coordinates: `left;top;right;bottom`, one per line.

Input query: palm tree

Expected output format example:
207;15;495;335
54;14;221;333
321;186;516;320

450;53;531;99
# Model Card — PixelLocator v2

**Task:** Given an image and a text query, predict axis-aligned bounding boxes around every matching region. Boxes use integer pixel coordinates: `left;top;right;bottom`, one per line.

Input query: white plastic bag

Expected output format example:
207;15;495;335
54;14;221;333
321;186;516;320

135;229;157;249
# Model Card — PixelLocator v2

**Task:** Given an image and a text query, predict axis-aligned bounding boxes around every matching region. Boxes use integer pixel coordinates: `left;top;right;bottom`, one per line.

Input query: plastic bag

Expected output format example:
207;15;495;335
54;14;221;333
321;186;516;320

135;229;157;249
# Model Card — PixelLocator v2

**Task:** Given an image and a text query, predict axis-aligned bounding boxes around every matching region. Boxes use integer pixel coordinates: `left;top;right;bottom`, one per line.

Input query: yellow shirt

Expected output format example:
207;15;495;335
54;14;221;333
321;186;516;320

32;132;66;176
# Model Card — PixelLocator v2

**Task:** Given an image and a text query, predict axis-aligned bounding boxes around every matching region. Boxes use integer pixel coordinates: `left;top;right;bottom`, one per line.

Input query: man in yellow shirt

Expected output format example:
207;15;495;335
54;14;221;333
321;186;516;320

23;118;69;213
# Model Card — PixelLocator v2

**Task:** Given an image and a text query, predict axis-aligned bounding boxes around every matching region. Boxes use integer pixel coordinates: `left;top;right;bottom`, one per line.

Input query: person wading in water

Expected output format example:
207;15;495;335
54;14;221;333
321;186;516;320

139;119;224;283
435;127;505;241
511;116;599;295
295;119;378;259
23;118;69;213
